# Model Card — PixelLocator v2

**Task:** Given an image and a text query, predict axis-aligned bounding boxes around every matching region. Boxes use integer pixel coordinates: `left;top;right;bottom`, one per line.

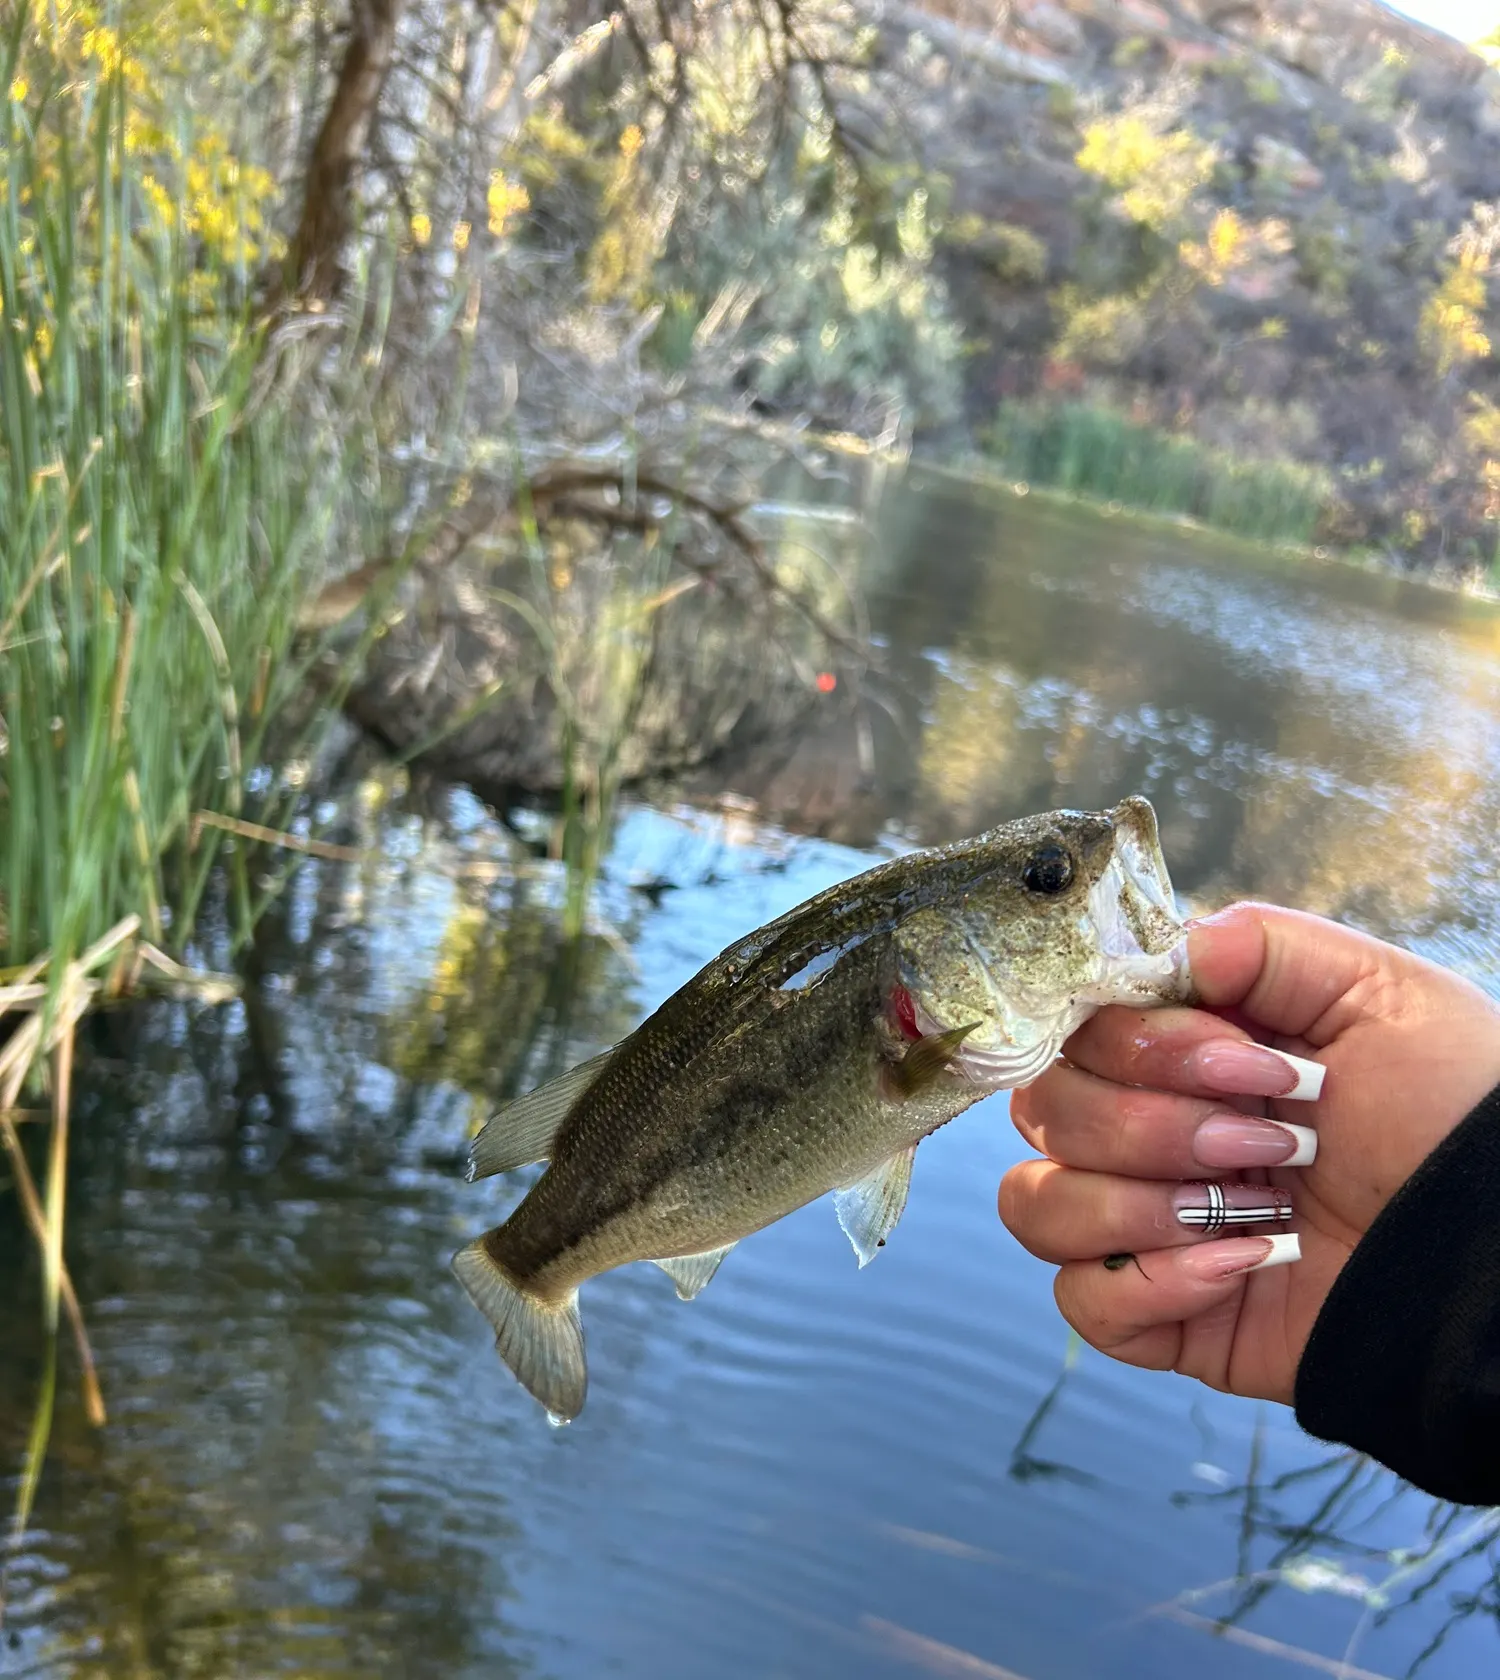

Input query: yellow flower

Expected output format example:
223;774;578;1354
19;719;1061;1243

452;219;471;252
8;76;28;103
81;26;124;76
141;173;175;228
1206;208;1244;268
1421;254;1493;374
411;211;432;247
619;124;644;158
1076;114;1217;234
487;173;529;237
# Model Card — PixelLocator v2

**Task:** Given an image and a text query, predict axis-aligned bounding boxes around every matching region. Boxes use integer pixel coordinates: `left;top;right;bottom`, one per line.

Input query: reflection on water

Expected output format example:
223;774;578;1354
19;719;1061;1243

5;477;1500;1678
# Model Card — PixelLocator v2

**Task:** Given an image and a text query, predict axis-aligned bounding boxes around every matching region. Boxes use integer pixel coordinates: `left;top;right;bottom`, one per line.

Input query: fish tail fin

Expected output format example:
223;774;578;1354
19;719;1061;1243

452;1238;587;1425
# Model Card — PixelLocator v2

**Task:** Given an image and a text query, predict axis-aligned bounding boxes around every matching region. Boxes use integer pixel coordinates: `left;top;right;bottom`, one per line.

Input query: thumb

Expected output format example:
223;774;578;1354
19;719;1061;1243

1186;903;1387;1047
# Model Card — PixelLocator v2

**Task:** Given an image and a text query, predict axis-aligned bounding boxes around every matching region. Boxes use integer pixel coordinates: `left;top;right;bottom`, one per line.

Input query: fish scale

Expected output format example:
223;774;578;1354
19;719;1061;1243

454;796;1191;1423
495;933;967;1293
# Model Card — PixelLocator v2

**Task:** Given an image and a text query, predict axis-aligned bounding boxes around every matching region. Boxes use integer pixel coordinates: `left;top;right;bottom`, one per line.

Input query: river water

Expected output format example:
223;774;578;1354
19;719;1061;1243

4;473;1500;1678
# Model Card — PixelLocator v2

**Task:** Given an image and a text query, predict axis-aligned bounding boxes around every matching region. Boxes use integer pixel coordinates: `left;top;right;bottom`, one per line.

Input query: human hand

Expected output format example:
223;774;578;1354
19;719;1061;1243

999;902;1500;1403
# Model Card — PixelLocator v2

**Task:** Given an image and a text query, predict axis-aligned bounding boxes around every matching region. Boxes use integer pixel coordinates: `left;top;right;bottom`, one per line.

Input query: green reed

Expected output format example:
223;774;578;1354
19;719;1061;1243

0;72;361;974
0;42;371;1589
984;400;1332;547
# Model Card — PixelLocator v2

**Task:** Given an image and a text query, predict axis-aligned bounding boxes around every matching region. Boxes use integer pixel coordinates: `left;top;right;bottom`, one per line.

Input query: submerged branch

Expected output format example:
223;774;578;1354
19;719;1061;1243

527;462;872;662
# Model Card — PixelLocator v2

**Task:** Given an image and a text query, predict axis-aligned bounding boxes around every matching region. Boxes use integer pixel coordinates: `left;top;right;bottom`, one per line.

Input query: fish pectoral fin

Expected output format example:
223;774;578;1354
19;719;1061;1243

452;1238;587;1424
466;1048;614;1181
886;1021;982;1098
651;1242;737;1301
834;1145;916;1268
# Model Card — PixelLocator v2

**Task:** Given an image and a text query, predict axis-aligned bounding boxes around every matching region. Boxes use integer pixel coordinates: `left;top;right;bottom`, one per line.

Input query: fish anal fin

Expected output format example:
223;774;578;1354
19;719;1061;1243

652;1242;737;1301
452;1238;587;1423
466;1048;613;1181
834;1145;916;1267
884;1021;981;1099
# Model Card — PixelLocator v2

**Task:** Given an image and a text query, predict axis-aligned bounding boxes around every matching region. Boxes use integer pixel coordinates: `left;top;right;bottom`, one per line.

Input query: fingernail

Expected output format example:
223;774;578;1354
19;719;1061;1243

1193;1113;1319;1168
1184;908;1234;930
1190;1040;1325;1101
1173;1181;1293;1234
1180;1232;1301;1280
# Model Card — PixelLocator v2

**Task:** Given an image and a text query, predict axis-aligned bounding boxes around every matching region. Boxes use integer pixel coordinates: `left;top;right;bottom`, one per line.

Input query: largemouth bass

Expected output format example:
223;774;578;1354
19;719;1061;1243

455;796;1190;1422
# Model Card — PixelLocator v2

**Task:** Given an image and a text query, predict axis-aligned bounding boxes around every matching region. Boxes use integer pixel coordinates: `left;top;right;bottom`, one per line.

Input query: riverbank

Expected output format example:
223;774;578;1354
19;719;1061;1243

906;451;1500;602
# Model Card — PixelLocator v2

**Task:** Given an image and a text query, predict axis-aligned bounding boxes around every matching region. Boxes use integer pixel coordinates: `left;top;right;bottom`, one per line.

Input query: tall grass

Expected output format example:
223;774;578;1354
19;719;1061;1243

984;400;1332;546
0;41;368;1583
0;90;359;972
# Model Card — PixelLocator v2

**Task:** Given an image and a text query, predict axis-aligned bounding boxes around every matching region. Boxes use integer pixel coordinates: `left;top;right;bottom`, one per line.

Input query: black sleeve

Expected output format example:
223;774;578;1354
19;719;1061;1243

1294;1084;1500;1505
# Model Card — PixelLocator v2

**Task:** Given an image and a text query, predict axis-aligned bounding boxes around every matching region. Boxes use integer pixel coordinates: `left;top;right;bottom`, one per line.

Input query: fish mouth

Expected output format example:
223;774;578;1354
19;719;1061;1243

1086;797;1191;1001
898;797;1192;1092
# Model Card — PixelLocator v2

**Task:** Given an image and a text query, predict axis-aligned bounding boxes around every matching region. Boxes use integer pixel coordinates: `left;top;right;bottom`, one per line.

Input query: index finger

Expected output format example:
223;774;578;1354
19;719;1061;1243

1055;1005;1323;1104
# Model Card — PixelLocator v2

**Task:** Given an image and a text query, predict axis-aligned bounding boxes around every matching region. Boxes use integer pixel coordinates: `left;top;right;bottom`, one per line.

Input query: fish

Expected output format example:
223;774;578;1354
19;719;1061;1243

453;795;1191;1423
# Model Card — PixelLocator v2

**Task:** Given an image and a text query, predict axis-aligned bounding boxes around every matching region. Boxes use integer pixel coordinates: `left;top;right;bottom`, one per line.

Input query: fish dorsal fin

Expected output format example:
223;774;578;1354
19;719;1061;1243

466;1048;614;1181
834;1145;916;1267
651;1242;737;1301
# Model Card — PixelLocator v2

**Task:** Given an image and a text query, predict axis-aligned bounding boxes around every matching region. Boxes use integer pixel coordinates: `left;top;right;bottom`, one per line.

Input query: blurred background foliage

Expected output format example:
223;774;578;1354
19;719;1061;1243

14;0;1500;597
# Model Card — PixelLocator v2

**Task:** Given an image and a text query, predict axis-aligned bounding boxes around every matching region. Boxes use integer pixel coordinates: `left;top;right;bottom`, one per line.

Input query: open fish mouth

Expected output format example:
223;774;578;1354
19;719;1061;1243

893;796;1193;1090
1087;797;1191;999
909;800;1188;1083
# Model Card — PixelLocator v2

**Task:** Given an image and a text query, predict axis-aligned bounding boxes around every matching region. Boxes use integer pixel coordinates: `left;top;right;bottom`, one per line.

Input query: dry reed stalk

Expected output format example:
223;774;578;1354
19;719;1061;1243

0;1118;105;1424
0;963;108;1432
0;916;172;1430
189;808;365;862
0;913;251;1590
42;1002;76;1333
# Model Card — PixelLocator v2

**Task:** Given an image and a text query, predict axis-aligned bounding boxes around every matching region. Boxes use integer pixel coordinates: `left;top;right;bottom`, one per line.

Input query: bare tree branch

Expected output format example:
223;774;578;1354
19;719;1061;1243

285;0;407;303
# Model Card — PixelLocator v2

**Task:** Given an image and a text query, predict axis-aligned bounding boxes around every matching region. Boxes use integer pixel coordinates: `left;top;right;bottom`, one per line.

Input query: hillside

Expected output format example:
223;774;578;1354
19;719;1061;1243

874;0;1500;565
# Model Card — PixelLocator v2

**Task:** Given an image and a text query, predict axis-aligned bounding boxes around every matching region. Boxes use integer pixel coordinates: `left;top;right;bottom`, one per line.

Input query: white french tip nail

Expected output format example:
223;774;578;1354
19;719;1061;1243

1276;1050;1325;1101
1270;1120;1318;1167
1251;1232;1302;1270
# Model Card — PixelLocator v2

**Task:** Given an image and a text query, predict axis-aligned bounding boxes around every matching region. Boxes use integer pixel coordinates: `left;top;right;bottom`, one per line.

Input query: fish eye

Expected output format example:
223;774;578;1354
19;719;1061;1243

1022;843;1074;896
